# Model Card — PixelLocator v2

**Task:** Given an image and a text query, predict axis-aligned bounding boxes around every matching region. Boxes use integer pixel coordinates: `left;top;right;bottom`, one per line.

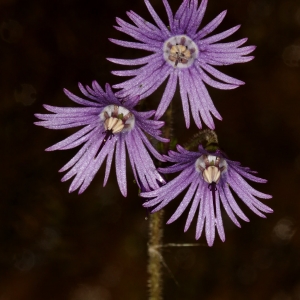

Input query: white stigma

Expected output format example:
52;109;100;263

195;155;227;184
100;105;135;133
163;35;199;69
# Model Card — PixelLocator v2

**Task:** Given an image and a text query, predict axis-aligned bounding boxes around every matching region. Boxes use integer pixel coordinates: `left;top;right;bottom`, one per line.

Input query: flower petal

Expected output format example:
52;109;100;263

115;134;127;197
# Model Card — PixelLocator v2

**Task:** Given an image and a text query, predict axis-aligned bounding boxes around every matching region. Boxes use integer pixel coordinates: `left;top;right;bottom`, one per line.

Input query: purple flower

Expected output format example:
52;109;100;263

108;0;255;129
35;82;169;196
141;144;272;246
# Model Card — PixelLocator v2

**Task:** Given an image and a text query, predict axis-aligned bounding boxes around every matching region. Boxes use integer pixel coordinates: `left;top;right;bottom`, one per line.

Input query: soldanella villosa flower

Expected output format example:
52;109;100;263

35;82;168;196
141;130;273;246
108;0;255;129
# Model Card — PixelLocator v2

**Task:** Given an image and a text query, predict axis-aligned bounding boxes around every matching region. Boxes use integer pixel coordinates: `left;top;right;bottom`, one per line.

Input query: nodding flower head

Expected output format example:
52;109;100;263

140;130;272;246
35;81;168;196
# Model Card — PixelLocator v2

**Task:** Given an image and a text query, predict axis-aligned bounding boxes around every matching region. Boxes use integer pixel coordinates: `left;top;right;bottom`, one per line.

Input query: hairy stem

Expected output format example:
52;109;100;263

148;209;164;300
147;102;173;299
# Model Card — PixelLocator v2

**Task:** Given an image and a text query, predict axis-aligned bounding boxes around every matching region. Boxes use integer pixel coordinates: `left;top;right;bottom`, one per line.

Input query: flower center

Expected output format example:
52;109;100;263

100;105;135;133
95;105;135;158
163;35;198;69
195;154;227;205
195;155;227;184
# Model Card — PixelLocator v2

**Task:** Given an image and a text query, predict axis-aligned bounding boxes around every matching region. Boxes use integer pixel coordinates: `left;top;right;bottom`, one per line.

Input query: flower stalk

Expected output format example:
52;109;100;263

148;209;164;300
147;92;174;300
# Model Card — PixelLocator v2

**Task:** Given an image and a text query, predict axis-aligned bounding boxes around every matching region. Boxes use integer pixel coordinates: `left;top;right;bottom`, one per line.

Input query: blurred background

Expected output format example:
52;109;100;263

1;0;300;299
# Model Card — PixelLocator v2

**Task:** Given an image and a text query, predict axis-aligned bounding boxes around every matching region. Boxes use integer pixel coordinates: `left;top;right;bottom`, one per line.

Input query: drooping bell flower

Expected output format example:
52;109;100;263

141;130;272;246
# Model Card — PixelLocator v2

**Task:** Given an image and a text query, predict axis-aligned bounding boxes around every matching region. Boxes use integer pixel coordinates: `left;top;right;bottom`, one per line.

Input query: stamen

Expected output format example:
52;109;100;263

113;105;118;117
169;45;191;66
122;112;133;122
103;111;109;119
163;35;199;69
104;117;125;134
96;105;136;159
203;166;221;183
195;155;226;181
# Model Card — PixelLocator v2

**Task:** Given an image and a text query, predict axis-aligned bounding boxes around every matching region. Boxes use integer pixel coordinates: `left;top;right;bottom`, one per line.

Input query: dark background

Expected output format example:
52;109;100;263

1;0;300;299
